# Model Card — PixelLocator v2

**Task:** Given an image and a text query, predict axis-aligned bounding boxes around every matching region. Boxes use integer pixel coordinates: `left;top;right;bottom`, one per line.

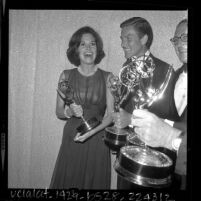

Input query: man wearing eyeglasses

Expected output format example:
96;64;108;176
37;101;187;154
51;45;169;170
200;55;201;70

131;19;188;190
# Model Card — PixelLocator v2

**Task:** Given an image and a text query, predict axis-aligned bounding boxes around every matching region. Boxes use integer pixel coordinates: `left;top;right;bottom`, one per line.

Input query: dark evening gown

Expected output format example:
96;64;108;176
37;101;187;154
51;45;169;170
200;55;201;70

50;68;111;189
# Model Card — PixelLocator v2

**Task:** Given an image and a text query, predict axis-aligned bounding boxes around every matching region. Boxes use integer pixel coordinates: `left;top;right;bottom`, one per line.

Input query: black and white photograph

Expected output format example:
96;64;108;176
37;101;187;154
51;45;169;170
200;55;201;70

1;1;191;200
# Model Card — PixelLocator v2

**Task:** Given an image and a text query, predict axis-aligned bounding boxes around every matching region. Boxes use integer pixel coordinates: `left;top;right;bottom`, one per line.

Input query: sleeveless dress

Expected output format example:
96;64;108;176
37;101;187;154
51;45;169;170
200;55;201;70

50;68;111;189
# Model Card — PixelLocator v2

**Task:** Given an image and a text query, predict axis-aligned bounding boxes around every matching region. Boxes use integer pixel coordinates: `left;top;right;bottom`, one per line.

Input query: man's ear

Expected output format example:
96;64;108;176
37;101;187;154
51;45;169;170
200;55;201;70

140;34;148;46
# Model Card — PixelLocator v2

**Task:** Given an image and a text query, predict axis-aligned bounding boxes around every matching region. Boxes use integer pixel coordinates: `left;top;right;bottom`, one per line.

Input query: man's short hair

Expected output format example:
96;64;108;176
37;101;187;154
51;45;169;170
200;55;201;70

120;17;153;49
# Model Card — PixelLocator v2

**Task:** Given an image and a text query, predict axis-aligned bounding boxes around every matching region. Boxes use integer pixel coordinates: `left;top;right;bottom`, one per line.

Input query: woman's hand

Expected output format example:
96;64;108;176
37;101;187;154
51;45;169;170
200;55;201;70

74;131;93;143
69;103;83;118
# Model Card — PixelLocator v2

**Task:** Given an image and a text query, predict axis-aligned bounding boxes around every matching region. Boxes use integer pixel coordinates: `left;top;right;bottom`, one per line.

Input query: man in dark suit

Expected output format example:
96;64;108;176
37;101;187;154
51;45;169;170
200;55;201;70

112;17;178;189
131;19;188;190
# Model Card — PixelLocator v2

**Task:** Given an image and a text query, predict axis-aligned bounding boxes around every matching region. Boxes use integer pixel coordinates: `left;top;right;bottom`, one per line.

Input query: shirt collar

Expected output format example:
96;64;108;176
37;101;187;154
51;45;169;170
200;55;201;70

130;50;150;61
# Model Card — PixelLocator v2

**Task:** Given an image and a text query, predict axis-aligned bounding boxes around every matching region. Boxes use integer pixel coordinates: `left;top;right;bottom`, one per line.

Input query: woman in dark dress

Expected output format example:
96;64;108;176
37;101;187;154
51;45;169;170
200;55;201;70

50;26;114;189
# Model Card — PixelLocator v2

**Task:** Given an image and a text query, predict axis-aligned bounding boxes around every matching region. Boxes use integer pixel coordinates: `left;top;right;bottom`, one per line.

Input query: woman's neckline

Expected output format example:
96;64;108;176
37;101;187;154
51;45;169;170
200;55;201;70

77;66;98;77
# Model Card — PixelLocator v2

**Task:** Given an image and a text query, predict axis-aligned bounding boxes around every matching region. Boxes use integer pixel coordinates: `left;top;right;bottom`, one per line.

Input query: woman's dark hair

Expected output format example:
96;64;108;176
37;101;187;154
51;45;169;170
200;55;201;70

120;17;153;49
66;26;105;66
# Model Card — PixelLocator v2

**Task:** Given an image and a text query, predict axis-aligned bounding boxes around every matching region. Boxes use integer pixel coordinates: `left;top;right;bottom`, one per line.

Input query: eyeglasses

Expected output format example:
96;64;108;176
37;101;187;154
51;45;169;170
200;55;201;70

170;34;188;45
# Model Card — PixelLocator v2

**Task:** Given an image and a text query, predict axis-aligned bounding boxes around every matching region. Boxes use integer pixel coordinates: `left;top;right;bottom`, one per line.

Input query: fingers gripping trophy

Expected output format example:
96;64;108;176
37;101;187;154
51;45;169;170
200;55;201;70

57;80;100;135
113;56;175;188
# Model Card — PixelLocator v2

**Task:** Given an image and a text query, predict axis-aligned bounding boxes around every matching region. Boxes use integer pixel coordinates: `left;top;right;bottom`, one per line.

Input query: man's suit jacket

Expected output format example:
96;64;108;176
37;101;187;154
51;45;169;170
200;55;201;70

168;64;187;190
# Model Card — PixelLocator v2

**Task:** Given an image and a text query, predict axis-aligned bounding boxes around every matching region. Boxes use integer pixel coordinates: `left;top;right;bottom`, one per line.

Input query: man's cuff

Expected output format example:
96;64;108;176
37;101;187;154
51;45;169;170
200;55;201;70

171;131;185;152
164;119;174;127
